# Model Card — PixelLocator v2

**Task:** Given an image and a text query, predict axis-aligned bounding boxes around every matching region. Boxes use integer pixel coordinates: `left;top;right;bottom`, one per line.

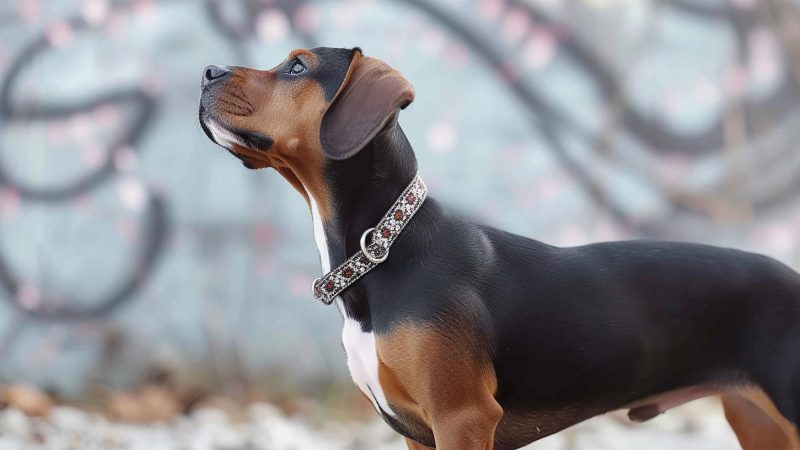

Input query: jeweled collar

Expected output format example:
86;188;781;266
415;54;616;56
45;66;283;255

312;175;427;304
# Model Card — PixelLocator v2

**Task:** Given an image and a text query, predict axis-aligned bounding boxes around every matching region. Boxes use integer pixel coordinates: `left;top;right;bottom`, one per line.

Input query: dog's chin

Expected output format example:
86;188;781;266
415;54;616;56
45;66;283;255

234;129;274;151
198;107;216;143
223;147;264;170
199;119;216;144
200;114;273;151
199;113;273;171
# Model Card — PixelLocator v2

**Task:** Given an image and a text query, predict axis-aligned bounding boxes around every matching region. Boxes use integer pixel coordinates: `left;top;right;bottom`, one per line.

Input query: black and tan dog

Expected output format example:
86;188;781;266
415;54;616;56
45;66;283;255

199;47;800;450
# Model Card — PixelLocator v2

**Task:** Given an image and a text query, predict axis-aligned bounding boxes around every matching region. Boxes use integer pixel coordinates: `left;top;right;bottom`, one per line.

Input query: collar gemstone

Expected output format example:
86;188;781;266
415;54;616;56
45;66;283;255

312;175;428;305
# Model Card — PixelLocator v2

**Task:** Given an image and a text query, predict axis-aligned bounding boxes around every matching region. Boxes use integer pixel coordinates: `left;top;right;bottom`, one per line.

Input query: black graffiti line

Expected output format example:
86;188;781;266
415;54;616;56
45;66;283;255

0;4;169;320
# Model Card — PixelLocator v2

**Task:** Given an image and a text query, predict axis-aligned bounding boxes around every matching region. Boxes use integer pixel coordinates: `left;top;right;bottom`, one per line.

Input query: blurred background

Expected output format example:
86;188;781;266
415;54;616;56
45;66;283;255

0;0;798;448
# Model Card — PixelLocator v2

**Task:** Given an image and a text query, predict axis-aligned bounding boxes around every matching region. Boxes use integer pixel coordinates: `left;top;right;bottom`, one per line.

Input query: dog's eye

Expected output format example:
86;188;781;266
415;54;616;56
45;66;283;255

289;60;306;75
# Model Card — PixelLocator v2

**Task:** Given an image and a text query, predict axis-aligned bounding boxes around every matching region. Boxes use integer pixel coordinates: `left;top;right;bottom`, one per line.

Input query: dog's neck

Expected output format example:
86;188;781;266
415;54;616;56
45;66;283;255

325;122;417;265
307;122;418;317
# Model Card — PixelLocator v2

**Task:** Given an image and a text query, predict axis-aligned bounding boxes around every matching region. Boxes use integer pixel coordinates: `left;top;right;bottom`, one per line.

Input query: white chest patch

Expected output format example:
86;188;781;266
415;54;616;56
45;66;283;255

341;314;393;415
337;312;392;414
307;192;394;416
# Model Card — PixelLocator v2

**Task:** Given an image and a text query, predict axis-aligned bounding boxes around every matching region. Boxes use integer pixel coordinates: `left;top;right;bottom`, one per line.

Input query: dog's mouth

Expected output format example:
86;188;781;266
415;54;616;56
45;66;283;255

199;106;274;169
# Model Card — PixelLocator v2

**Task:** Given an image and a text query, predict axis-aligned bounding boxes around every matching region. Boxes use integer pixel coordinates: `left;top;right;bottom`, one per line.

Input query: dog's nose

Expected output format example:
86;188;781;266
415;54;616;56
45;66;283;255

202;65;231;88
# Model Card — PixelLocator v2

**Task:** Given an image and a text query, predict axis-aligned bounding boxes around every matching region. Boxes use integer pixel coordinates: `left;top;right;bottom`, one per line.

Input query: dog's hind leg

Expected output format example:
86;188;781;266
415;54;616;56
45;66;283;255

723;389;800;450
723;394;793;450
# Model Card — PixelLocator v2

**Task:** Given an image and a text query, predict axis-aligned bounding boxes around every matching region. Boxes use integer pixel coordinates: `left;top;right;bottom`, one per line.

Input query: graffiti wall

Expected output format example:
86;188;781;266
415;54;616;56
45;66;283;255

1;0;799;396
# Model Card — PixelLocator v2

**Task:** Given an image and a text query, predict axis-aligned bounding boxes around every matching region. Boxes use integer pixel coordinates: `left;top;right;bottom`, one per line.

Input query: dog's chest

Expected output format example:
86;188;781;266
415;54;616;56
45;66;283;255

340;313;394;415
307;193;394;416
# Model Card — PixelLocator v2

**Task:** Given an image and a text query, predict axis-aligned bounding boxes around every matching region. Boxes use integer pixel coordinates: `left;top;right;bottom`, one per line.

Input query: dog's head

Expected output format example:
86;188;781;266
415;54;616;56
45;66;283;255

198;47;414;216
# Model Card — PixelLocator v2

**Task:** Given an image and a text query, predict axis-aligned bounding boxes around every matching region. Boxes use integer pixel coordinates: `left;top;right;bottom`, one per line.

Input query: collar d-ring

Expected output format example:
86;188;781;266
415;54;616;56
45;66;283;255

311;175;427;304
360;227;389;264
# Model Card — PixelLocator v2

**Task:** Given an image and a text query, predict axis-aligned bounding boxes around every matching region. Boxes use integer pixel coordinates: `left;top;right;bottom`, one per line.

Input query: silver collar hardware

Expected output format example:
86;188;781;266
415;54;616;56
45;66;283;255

312;175;428;305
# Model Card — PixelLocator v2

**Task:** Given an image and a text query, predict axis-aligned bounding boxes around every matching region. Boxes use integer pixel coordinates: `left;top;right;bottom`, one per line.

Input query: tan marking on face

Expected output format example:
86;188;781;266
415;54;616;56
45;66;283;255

203;50;332;218
286;48;318;69
287;138;300;152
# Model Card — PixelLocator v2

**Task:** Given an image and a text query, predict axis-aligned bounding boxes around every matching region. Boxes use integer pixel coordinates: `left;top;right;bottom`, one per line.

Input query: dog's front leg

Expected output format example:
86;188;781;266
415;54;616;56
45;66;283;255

403;390;502;450
378;323;502;450
430;400;503;450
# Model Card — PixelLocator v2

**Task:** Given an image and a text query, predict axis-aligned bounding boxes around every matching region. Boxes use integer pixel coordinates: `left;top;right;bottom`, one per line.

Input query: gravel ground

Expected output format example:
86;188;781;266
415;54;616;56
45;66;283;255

0;399;740;450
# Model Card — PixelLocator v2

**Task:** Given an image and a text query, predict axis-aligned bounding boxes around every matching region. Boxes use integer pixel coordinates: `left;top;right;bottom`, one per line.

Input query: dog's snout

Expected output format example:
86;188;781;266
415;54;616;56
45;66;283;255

202;64;231;88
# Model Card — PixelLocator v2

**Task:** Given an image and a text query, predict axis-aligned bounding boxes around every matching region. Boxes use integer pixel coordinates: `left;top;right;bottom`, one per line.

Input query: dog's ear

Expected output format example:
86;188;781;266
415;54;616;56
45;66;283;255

320;50;414;160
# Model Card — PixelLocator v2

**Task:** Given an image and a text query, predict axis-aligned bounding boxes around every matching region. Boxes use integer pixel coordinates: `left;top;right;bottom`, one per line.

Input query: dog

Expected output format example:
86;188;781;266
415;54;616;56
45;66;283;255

199;47;800;450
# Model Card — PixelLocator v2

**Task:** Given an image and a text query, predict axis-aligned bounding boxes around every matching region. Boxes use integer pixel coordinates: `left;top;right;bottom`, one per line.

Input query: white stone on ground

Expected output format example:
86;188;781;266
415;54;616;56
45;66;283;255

0;399;740;449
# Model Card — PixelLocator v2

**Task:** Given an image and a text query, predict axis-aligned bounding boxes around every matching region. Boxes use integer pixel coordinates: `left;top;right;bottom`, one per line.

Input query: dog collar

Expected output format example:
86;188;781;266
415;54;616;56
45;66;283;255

312;175;428;305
